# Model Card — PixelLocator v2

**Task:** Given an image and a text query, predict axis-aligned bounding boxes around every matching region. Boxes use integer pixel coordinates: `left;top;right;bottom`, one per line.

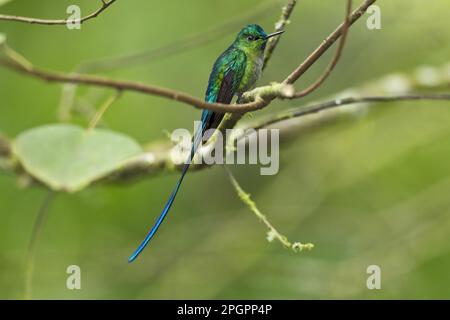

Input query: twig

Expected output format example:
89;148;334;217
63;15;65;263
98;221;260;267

0;0;376;113
263;0;297;70
97;92;450;183
24;191;55;300
225;167;314;252
88;90;122;131
2;44;33;70
292;0;352;98
0;56;274;112
252;93;450;130
0;0;117;25
58;0;278;121
283;0;376;84
2;91;448;184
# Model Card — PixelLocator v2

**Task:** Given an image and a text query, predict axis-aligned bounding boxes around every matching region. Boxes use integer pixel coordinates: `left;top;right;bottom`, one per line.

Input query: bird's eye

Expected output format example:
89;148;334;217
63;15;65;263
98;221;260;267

247;35;256;41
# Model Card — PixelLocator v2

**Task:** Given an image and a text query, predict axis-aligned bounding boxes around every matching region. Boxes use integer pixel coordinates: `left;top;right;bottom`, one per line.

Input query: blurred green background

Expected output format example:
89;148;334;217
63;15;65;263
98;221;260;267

1;0;450;299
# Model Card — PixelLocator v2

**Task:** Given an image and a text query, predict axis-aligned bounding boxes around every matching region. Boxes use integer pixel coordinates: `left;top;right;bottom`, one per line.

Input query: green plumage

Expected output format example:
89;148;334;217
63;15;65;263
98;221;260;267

205;48;247;103
202;24;278;138
205;24;269;104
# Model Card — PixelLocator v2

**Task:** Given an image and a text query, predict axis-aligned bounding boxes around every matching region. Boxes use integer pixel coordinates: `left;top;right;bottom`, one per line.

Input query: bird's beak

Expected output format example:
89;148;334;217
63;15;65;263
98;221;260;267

265;30;284;40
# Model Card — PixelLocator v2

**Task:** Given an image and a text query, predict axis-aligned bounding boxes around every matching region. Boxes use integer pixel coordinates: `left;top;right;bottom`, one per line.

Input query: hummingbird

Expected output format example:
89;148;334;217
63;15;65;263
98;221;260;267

128;24;284;262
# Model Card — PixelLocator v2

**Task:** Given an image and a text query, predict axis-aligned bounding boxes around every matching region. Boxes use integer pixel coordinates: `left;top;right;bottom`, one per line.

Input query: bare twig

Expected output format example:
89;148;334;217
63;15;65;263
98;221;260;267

252;93;450;130
0;0;117;25
292;0;352;98
0;0;376;113
0;57;275;112
58;0;279;121
2;44;33;70
283;0;376;84
263;0;297;70
226;167;314;252
88;90;122;131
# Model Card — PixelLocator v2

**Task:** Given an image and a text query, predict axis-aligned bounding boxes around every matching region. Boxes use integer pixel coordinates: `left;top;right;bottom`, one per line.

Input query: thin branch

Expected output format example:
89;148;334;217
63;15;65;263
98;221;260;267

0;0;116;25
263;0;297;70
2;44;33;70
204;0;296;154
225;167;314;252
0;0;376;113
2;92;449;185
252;93;450;130
88;90;122;131
99;92;450;183
0;56;271;112
24;191;55;300
283;0;376;84
292;0;352;98
58;0;279;121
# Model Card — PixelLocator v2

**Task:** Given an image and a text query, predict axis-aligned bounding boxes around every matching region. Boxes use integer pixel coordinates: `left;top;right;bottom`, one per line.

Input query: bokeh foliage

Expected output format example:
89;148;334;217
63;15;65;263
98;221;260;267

0;0;450;299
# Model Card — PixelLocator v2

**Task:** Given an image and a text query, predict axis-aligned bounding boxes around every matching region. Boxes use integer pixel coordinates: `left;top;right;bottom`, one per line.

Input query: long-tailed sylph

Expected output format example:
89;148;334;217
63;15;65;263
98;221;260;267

129;24;284;262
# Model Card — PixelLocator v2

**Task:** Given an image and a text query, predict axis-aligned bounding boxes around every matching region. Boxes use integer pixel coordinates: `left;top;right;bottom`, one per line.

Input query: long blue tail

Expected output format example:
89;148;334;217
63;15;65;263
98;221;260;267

128;111;212;262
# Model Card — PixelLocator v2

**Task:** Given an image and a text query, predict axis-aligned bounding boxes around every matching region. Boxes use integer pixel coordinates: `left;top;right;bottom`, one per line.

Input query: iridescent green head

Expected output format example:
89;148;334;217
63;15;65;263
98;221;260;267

233;24;284;53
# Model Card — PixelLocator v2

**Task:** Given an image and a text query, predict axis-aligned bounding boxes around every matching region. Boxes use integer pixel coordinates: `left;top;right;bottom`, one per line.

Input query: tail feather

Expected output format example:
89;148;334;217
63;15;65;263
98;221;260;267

128;111;212;262
128;162;190;262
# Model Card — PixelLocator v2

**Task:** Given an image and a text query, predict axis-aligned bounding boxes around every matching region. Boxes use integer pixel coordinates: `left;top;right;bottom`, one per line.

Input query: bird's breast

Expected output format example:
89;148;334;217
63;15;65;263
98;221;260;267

239;54;264;93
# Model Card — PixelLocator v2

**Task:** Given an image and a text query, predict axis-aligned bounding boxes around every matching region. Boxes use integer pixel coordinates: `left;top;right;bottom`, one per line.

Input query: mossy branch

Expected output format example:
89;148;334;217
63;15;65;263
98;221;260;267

2;67;449;186
226;167;314;252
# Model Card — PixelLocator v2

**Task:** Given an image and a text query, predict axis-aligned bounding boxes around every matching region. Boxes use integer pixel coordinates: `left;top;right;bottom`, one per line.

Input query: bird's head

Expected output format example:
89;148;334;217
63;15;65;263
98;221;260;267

234;24;284;53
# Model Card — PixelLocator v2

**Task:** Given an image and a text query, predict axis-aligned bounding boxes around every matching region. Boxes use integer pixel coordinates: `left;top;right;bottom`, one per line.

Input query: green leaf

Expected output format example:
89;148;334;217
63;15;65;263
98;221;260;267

13;124;143;192
0;33;6;46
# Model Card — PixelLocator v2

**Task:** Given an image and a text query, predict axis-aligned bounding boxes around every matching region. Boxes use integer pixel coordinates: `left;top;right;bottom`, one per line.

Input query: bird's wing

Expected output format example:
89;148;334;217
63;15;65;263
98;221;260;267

205;48;246;104
202;49;246;140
